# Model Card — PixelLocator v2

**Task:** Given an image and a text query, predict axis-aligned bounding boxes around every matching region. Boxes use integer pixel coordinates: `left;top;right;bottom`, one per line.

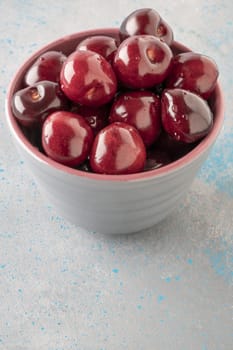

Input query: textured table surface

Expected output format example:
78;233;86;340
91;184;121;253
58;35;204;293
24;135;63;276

0;1;233;349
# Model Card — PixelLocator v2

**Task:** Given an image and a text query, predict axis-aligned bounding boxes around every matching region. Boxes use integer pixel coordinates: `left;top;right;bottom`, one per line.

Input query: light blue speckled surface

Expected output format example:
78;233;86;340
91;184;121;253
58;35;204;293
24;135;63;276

0;1;233;349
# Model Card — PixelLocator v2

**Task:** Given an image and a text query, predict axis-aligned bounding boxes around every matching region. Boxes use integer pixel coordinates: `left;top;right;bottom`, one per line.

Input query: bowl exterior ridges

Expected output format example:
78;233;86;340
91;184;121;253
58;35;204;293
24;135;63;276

13;140;210;234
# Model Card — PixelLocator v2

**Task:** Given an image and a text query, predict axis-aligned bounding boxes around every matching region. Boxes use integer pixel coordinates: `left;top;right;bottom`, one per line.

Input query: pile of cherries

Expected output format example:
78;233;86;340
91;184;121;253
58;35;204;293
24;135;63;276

12;8;219;175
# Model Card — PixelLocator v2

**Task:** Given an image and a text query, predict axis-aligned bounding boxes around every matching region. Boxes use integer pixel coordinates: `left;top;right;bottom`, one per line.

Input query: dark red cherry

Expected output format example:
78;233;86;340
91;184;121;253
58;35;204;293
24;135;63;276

24;51;67;86
76;35;118;63
90;122;146;175
119;8;173;46
161;88;213;143
165;52;219;99
60;49;117;106
109;90;161;146
12;81;69;127
70;103;110;135
113;35;173;89
42;111;94;167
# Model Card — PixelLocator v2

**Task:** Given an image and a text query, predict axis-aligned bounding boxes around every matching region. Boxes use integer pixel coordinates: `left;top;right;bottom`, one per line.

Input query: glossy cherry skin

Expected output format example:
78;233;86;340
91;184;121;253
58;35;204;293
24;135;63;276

165;52;219;99
109;90;161;146
60;49;117;106
42;111;94;167
24;51;67;86
90;122;146;175
70;103;110;135
12;80;69;127
76;35;119;63
161;88;213;143
119;8;173;46
113;35;173;89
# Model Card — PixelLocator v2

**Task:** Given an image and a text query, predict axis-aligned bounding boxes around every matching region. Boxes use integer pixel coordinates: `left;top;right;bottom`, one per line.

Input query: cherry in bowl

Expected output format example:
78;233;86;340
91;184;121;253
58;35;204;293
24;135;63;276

76;35;119;63
165;52;219;100
60;49;117;107
161;88;213;143
11;80;69;127
113;35;173;89
119;8;174;46
24;50;67;86
109;90;161;147
42;111;94;167
90;122;146;175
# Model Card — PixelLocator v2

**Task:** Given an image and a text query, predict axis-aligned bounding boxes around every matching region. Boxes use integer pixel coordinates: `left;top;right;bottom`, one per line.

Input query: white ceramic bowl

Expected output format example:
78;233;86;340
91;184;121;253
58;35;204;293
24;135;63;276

5;29;224;234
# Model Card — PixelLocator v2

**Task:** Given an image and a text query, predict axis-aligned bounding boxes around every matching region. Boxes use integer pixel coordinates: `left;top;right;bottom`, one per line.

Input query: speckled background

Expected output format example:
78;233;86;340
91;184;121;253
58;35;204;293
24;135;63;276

0;1;232;349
